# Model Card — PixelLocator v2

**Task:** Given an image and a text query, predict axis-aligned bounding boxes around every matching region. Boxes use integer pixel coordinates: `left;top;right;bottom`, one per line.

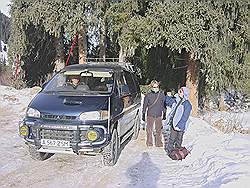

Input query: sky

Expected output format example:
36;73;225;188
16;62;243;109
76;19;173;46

0;0;11;17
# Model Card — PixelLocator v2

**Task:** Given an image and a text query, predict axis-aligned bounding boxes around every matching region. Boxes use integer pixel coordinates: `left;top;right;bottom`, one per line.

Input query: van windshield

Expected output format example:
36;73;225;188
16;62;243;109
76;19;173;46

43;70;114;94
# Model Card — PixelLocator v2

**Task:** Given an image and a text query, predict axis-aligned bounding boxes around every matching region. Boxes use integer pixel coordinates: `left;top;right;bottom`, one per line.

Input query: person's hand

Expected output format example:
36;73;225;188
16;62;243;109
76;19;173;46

162;112;166;120
142;113;146;122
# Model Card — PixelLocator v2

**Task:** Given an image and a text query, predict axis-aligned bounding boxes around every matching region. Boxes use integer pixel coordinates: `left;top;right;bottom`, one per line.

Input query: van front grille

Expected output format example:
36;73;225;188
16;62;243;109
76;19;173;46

41;114;77;121
40;129;74;141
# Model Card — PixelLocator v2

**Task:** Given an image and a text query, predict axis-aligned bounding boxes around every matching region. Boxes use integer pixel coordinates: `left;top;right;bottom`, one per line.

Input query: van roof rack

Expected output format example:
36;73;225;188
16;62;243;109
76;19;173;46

86;58;120;63
86;58;135;73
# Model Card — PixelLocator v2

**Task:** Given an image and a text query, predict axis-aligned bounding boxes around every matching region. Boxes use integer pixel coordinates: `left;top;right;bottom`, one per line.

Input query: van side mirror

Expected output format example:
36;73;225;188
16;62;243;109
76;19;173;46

120;85;130;96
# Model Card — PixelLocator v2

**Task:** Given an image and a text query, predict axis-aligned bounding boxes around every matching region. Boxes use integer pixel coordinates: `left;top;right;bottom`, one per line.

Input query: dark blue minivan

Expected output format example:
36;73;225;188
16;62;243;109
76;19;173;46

19;62;141;166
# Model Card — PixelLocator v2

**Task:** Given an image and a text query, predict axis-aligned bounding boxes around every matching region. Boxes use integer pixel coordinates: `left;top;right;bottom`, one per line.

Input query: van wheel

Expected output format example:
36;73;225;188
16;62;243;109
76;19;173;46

132;114;140;140
28;145;54;161
102;129;119;166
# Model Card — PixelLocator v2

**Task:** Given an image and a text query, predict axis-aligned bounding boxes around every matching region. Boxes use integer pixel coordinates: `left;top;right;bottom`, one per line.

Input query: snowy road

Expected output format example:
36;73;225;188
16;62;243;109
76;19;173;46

0;86;250;188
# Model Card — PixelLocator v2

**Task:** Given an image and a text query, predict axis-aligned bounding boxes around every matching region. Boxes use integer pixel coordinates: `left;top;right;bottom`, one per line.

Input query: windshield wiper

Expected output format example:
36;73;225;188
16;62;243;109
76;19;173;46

44;90;110;96
97;91;111;94
43;90;58;94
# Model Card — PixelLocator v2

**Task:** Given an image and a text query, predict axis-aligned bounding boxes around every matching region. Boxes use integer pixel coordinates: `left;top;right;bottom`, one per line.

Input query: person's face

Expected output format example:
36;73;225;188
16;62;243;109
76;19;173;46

151;84;159;93
71;78;79;86
178;87;184;98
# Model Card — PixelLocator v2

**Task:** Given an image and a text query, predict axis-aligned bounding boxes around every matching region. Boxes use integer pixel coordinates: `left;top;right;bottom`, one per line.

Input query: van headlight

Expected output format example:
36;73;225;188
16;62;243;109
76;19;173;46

79;110;108;121
26;107;40;118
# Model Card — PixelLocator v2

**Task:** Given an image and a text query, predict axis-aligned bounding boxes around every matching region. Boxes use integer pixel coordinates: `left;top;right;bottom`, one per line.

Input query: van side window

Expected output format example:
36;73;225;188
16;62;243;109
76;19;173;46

124;71;136;94
131;74;141;94
117;72;132;108
117;72;126;86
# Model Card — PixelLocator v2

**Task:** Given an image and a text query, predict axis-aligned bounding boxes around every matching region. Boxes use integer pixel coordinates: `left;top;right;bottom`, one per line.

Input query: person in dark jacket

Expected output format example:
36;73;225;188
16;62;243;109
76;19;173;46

165;87;192;154
142;80;166;147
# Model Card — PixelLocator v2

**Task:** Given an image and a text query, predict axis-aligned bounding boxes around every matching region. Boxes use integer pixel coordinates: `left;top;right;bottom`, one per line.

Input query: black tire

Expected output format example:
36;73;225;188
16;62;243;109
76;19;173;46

132;113;140;140
102;129;120;166
28;145;54;161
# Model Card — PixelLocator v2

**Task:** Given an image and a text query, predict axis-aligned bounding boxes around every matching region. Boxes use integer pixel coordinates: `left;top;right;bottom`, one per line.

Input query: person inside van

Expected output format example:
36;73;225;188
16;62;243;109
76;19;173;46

101;77;113;92
68;75;80;89
93;77;108;91
67;75;89;90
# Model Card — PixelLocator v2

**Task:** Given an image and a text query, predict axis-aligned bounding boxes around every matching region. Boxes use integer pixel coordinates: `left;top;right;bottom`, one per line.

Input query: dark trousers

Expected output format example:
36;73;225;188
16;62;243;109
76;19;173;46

166;126;184;154
146;116;163;147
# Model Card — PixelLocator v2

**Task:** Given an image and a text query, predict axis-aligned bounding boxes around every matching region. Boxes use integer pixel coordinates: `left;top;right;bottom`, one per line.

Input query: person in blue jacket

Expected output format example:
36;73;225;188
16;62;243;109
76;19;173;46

164;86;192;154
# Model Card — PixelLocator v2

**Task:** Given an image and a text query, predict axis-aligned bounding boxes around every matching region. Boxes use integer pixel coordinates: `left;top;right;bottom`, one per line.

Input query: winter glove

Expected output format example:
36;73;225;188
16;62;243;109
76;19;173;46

142;113;146;122
162;112;166;120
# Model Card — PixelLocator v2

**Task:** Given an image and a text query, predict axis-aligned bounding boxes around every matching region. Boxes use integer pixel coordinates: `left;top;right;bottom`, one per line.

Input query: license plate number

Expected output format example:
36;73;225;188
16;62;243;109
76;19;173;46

41;139;70;147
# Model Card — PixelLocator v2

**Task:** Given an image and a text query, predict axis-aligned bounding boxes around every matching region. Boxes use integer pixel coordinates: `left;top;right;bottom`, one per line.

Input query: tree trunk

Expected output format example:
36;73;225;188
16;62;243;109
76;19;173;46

219;92;226;111
53;35;65;72
119;46;125;62
185;51;199;116
99;19;106;60
78;25;87;64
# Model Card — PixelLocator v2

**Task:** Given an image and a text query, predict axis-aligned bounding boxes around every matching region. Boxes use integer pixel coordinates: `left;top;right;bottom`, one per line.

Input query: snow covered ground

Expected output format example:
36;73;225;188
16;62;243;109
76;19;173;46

202;110;250;134
0;85;250;188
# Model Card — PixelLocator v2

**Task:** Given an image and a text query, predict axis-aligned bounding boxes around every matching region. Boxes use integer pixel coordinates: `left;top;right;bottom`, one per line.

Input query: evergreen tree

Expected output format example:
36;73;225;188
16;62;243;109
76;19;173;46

9;0;91;64
8;0;249;115
109;0;249;114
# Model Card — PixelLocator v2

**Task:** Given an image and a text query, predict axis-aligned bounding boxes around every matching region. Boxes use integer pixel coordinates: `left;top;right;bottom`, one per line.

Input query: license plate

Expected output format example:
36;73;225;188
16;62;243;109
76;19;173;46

41;139;70;147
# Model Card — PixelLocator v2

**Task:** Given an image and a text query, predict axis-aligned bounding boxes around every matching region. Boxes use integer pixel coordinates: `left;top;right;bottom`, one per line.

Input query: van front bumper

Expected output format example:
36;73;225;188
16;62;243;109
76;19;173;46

20;119;111;155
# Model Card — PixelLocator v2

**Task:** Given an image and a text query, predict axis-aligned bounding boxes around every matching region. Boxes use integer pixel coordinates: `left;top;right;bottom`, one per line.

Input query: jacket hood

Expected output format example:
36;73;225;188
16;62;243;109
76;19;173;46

174;87;190;102
182;87;190;99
